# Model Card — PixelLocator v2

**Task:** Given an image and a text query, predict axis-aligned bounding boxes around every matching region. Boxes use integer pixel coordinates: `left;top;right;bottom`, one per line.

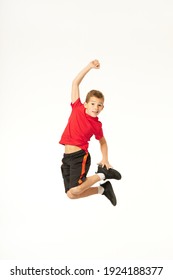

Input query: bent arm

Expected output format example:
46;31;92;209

71;60;100;104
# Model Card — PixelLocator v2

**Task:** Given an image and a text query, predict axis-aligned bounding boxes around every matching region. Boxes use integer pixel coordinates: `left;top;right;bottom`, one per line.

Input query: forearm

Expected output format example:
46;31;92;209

100;141;109;162
72;64;92;86
99;137;112;169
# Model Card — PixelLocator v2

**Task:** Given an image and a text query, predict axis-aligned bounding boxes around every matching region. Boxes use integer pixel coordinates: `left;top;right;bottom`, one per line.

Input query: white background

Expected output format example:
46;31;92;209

0;0;173;261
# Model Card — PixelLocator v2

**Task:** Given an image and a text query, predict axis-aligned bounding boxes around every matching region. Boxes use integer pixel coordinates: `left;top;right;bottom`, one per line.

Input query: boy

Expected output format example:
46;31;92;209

59;60;121;206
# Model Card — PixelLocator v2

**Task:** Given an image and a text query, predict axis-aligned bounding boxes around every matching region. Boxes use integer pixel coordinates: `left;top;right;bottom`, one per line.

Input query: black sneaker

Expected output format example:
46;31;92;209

101;181;117;206
97;165;121;180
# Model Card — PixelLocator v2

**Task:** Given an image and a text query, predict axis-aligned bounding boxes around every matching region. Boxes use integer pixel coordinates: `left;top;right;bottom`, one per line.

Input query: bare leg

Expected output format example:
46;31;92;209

67;186;98;199
69;174;101;195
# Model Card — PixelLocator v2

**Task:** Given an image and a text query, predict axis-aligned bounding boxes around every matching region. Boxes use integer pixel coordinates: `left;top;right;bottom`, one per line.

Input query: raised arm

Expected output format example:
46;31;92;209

71;59;100;103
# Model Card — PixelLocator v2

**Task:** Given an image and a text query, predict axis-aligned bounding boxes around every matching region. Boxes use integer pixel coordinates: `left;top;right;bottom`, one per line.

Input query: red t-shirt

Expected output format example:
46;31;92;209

59;98;104;151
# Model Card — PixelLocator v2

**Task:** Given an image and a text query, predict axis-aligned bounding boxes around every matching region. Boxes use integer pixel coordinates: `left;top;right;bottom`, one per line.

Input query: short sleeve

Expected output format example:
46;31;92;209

94;122;104;140
71;98;82;109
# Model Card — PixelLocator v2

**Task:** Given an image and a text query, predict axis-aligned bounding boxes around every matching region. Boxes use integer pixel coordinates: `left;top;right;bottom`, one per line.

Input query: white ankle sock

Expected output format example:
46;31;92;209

98;186;104;194
97;173;105;180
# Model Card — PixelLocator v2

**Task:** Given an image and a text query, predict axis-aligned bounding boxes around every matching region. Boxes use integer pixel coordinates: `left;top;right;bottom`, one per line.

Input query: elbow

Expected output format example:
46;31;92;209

72;79;79;87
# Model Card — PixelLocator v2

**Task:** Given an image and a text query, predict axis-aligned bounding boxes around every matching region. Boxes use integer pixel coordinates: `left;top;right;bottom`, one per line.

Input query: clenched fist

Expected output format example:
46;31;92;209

89;59;100;69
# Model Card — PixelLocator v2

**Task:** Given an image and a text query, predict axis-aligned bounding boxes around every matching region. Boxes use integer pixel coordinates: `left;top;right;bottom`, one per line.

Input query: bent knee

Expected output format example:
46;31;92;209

69;185;83;195
67;190;77;199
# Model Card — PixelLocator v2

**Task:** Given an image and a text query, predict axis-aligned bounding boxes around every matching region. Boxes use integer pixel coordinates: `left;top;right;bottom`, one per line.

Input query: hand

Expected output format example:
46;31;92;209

89;59;100;69
97;161;112;170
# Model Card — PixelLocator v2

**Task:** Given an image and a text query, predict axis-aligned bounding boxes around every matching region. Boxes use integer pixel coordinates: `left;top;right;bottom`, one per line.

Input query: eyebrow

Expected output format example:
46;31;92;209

90;100;103;105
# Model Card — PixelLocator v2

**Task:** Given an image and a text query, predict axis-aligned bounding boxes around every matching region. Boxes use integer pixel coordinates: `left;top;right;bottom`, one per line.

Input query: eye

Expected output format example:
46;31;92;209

91;103;95;105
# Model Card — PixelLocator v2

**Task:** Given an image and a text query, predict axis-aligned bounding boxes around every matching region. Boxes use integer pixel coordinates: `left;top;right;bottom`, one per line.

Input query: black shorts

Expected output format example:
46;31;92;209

61;150;91;193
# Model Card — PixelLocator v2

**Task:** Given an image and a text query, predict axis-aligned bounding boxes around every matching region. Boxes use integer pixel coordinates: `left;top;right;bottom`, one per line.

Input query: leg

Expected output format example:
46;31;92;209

67;180;117;206
69;174;101;195
67;186;98;199
61;150;111;201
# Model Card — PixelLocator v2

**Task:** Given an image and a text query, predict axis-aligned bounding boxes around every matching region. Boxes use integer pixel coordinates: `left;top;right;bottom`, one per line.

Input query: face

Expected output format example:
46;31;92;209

84;97;104;117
